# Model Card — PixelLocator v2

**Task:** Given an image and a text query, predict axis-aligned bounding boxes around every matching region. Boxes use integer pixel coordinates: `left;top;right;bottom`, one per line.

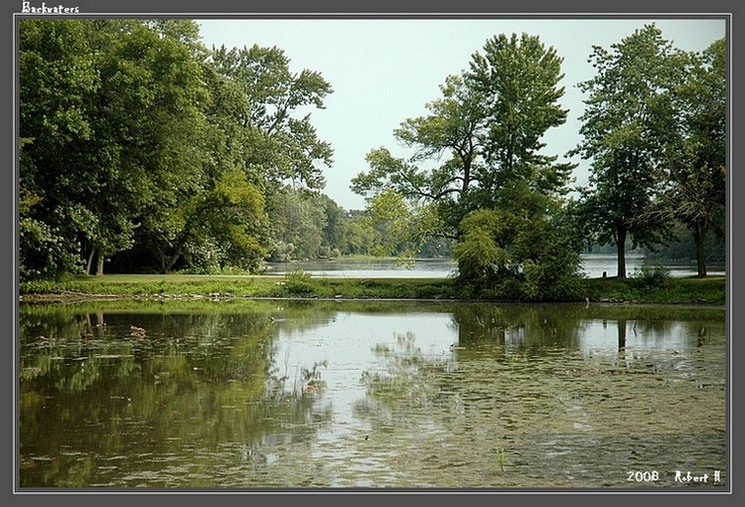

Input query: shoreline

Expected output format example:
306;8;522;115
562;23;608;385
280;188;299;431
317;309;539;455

18;274;727;306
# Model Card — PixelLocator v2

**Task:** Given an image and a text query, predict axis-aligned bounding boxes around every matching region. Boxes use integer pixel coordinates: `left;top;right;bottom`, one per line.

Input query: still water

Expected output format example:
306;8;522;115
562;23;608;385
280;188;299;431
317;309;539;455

18;300;726;489
267;254;725;279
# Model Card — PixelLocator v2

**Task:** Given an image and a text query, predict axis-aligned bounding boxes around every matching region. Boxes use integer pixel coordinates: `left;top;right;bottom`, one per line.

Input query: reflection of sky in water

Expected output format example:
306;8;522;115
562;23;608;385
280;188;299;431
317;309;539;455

274;312;457;441
275;313;705;401
270;309;721;480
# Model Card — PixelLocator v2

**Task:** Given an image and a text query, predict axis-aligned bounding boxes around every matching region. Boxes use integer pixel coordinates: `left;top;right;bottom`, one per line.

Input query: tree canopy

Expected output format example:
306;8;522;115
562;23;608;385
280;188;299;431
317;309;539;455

18;20;726;294
19;19;335;277
571;25;726;278
352;32;584;298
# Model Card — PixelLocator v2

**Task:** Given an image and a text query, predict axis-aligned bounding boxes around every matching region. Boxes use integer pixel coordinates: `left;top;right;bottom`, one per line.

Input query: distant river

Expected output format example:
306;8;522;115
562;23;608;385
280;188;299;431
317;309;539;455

267;253;725;279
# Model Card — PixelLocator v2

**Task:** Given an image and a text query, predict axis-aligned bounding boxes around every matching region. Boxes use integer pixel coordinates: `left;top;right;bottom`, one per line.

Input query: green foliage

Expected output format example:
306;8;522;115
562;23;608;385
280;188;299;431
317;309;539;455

571;24;691;277
351;32;579;300
452;209;511;284
467;32;573;194
210;43;334;189
630;264;671;289
19;19;335;280
282;270;315;296
571;29;725;280
652;38;726;277
20;19;212;276
266;187;326;261
360;189;444;261
642;220;725;264
453;192;585;302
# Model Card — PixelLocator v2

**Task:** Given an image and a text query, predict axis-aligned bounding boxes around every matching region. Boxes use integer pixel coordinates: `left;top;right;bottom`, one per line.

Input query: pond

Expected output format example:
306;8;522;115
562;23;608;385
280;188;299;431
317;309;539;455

266;254;725;279
18;300;727;490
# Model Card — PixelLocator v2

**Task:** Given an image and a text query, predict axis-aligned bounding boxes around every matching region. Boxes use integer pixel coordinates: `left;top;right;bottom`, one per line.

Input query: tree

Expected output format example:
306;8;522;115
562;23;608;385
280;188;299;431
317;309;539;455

352;73;488;235
352;35;573;235
572;24;685;278
19;139;82;279
316;194;347;258
19;19;215;276
266;187;326;261
656;39;726;277
92;20;213;275
467;32;574;206
209;43;334;191
359;189;443;260
454;185;584;300
19;19;102;278
352;33;581;298
20;19;337;278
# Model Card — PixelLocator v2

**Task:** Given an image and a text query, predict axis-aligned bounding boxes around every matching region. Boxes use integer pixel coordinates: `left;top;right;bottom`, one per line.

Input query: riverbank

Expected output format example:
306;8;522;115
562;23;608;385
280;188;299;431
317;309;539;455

19;273;726;305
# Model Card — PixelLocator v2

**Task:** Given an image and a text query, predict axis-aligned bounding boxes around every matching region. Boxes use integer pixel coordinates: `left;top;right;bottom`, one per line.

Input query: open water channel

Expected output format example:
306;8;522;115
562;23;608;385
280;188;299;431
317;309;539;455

18;299;727;490
267;253;726;279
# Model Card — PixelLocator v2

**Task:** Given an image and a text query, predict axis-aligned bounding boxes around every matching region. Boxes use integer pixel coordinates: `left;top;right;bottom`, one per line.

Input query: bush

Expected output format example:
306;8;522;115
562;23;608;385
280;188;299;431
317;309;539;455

631;264;670;289
283;269;315;296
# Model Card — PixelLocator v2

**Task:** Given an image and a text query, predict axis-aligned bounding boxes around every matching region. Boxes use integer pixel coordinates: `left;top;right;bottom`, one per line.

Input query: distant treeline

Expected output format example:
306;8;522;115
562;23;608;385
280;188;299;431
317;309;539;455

586;222;726;264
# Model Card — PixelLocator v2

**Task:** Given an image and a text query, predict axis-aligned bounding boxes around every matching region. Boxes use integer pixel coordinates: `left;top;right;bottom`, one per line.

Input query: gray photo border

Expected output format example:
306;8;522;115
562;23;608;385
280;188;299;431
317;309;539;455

4;0;741;505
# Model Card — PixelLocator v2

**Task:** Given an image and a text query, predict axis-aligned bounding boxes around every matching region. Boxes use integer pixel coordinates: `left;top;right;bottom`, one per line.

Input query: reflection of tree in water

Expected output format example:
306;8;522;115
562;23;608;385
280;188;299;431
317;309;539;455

353;304;725;488
355;302;727;422
451;303;587;353
18;301;333;487
19;300;725;486
356;331;443;433
356;304;596;430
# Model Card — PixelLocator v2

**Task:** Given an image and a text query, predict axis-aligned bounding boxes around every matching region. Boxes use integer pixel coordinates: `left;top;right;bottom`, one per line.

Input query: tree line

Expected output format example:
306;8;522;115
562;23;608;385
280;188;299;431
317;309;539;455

352;26;725;298
19;20;725;297
18;19;414;278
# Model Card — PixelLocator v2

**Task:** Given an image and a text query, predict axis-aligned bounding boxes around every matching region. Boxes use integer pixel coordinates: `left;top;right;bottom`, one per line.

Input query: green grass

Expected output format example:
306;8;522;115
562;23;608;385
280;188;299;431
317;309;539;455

20;273;725;305
19;273;459;301
584;275;726;305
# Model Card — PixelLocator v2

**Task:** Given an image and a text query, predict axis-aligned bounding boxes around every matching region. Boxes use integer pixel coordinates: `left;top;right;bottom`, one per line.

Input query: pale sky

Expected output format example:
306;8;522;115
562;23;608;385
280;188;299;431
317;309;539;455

197;17;726;210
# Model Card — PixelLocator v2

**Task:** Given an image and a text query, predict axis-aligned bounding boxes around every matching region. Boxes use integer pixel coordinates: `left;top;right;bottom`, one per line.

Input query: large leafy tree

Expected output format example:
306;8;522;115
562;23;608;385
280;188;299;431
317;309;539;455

209;43;334;191
19;20;336;278
351;33;581;298
352;33;573;231
353;32;572;215
454;34;581;297
95;20;213;275
656;39;726;277
124;35;273;274
572;24;686;278
19;20;98;278
19;19;215;276
467;33;574;204
351;73;487;234
204;43;335;269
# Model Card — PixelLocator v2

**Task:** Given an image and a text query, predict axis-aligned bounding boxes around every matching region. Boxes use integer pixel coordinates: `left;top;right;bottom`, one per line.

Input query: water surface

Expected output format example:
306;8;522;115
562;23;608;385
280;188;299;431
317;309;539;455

267;254;725;279
18;300;727;489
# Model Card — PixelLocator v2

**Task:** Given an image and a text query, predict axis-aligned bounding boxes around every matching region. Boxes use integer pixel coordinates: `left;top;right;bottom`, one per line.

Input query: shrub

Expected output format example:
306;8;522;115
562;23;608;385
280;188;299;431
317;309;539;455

631;263;670;289
283;269;314;296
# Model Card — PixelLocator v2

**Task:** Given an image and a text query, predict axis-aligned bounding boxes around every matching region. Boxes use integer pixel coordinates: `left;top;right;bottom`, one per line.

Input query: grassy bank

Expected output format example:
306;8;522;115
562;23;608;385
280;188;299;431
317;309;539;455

19;272;726;305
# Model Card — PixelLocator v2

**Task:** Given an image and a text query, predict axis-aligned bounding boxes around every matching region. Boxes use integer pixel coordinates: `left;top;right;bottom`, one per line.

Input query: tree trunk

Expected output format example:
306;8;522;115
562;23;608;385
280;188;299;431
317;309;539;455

694;222;708;278
616;226;627;279
163;241;184;274
96;251;105;276
85;248;96;275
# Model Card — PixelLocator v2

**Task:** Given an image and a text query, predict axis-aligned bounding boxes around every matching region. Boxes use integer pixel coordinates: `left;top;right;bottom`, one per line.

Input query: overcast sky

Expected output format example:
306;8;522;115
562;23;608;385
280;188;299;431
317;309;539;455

197;17;726;210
